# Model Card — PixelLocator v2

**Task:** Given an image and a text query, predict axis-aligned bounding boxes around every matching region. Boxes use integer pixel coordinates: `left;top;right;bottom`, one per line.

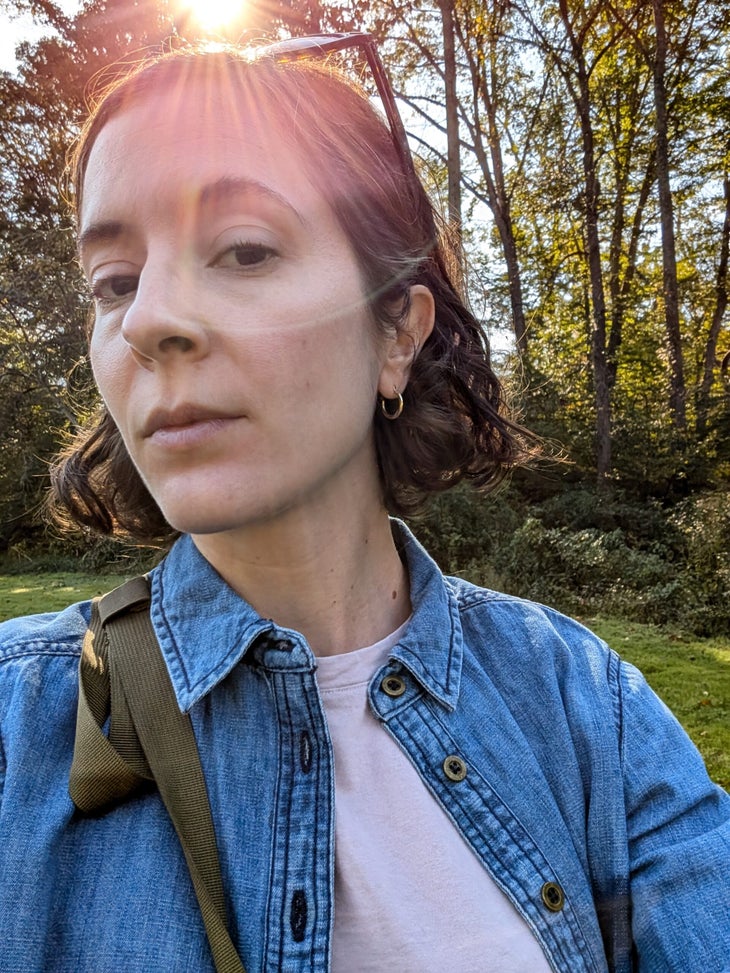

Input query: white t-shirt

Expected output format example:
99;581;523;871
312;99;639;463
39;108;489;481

316;625;553;973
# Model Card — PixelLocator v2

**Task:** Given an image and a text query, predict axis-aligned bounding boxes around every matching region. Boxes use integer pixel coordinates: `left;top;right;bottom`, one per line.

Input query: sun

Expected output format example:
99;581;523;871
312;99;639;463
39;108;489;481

176;0;246;34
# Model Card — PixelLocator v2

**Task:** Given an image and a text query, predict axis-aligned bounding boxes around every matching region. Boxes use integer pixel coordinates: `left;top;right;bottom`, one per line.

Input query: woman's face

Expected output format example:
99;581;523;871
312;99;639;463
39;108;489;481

81;81;400;538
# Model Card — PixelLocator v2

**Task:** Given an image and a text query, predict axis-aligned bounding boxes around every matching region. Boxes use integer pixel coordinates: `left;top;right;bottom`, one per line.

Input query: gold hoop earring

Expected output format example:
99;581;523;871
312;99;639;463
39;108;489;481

380;388;404;420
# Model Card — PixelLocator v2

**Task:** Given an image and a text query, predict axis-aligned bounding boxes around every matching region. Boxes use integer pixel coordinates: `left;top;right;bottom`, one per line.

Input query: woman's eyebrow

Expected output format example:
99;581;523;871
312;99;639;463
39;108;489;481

78;178;305;259
198;176;306;225
77;220;125;259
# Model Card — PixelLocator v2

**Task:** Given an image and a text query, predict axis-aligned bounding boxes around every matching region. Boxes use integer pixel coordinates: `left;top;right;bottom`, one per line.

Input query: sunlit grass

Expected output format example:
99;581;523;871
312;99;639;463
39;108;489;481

0;572;131;619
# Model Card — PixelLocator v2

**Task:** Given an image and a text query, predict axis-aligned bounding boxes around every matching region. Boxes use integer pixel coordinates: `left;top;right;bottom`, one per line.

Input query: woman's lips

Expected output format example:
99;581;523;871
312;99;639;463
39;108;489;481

143;407;244;448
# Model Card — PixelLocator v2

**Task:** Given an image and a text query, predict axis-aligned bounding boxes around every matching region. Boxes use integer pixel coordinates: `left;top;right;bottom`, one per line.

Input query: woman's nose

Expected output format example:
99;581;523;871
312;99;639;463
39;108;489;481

120;264;210;366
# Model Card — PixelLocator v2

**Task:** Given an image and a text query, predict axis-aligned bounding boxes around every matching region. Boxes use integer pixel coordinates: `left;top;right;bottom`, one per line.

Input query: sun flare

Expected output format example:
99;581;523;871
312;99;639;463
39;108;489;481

178;0;246;34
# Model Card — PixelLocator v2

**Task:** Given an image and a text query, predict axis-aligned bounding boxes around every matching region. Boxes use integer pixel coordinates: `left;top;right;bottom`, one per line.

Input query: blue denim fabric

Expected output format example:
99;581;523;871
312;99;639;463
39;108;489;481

1;523;728;972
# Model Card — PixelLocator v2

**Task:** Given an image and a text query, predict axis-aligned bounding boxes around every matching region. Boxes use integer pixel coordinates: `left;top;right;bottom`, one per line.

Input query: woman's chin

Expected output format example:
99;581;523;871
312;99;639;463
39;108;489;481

156;495;287;539
155;500;242;538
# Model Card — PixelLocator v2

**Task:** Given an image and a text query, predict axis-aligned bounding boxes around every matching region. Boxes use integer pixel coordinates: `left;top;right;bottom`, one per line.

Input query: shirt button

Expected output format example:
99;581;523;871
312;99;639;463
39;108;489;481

541;882;565;912
381;674;406;697
290;889;307;942
442;754;467;781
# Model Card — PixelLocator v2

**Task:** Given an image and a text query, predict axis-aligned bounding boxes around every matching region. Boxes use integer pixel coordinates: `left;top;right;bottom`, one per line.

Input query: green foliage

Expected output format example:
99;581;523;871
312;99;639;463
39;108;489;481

0;525;163;575
409;483;522;590
505;489;730;635
0;0;171;550
411;481;730;637
386;0;730;483
668;492;730;632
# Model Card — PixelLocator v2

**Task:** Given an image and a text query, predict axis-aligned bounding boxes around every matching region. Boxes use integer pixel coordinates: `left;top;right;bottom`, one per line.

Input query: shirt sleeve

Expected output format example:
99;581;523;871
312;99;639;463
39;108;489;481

619;659;730;972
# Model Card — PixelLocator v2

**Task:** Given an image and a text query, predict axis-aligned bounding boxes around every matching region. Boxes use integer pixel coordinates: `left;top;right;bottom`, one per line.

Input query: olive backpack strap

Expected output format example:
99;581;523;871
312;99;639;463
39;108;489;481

69;577;246;973
69;579;151;812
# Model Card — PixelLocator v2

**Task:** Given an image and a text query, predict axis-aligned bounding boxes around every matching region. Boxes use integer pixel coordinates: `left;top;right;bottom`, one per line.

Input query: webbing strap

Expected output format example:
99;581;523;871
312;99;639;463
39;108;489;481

69;578;245;973
69;587;150;811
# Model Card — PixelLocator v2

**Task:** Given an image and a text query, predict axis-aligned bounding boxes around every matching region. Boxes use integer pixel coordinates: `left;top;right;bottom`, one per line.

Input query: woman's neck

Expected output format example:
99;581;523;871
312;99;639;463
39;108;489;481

190;501;410;657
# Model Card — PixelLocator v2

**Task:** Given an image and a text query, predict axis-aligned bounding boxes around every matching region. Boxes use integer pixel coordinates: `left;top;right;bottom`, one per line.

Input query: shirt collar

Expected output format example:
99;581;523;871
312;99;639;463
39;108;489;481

387;522;463;710
150;521;463;712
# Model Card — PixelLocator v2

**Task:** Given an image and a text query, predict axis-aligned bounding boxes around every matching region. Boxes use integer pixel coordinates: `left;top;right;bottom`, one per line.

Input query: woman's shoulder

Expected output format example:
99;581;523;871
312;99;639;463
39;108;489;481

446;573;611;661
441;573;630;722
0;600;91;663
1;603;90;775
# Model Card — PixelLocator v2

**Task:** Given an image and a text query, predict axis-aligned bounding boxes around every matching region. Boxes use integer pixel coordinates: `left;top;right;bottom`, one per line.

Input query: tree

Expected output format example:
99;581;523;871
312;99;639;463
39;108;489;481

439;0;461;231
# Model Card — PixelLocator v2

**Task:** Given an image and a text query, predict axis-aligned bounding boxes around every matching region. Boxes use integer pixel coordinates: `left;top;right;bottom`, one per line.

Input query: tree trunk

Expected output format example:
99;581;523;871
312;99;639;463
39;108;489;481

652;0;686;432
696;175;730;436
440;0;462;231
559;0;612;480
607;151;657;386
581;97;612;482
456;7;529;356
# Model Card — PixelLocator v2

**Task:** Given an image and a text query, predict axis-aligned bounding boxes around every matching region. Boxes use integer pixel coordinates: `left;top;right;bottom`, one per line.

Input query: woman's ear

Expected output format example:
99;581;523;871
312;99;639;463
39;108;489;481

378;285;435;398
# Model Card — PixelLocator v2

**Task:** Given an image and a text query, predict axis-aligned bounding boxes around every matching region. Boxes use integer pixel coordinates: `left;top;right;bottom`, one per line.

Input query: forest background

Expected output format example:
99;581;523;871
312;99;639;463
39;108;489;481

0;0;728;637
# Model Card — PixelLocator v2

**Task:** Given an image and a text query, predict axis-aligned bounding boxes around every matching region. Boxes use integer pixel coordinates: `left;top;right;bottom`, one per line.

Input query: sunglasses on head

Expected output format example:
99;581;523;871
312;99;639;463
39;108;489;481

250;32;416;182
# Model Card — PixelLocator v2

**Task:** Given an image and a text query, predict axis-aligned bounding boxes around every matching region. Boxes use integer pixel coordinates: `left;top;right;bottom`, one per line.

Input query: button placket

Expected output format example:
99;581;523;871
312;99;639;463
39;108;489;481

263;663;333;970
377;684;596;969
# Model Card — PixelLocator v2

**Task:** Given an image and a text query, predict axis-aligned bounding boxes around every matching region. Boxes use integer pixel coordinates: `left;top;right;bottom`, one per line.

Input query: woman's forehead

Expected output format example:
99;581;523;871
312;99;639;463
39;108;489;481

82;83;317;205
77;85;350;255
101;76;282;143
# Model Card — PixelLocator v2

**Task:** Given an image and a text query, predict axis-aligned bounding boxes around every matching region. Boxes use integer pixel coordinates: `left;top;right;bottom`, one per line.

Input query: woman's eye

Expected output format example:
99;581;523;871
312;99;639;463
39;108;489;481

216;241;277;269
91;275;138;304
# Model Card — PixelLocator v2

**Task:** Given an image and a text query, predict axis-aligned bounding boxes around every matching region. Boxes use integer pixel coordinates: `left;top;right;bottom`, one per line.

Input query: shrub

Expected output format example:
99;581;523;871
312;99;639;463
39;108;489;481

410;483;523;590
413;482;729;636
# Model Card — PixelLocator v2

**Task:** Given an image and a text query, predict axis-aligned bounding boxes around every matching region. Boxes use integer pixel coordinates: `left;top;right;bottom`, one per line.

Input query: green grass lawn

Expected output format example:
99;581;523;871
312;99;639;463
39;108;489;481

0;571;132;620
1;573;727;789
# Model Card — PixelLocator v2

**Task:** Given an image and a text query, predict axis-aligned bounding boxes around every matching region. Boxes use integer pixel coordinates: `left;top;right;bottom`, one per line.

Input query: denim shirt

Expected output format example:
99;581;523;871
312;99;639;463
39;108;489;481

1;523;728;973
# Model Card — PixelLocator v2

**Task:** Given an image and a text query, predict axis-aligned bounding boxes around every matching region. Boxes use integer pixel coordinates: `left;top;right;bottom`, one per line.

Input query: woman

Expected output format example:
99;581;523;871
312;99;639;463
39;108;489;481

0;36;727;973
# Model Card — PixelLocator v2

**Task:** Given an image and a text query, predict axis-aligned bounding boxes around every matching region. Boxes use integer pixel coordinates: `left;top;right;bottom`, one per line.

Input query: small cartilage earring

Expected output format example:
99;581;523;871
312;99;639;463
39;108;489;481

381;387;404;420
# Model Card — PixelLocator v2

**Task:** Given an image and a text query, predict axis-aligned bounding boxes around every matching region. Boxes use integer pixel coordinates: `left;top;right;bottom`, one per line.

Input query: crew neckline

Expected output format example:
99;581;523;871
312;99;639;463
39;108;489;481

315;617;411;692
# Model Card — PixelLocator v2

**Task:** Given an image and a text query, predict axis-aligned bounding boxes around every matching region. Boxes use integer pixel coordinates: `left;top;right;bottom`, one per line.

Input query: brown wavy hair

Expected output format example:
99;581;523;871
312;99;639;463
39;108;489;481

51;45;534;543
